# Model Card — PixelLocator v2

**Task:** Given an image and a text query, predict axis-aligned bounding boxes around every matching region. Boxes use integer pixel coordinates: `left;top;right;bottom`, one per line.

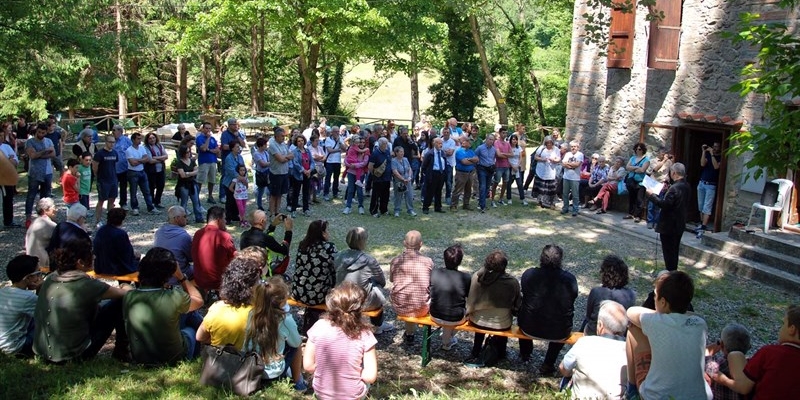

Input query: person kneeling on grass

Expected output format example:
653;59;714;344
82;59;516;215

244;277;307;392
123;247;204;365
304;281;378;400
711;305;800;399
625;270;712;400
0;255;43;357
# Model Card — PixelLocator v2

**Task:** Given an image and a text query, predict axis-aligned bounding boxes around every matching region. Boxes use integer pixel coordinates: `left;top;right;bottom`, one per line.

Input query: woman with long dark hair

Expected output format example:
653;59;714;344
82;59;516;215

292;219;337;332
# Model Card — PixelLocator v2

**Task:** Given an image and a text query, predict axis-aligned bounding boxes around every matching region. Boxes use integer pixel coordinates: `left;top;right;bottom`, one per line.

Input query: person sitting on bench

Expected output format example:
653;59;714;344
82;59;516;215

464;249;520;367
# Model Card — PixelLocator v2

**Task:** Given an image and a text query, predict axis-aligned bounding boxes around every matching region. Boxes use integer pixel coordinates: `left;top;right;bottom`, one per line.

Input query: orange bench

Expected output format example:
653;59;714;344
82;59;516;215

287;298;382;318
40;267;139;283
397;314;584;367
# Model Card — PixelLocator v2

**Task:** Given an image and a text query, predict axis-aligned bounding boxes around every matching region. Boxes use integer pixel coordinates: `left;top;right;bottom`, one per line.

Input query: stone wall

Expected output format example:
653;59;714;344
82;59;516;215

566;0;796;229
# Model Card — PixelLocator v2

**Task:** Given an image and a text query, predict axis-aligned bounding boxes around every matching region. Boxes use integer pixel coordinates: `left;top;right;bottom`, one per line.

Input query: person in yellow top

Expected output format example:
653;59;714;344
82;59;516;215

196;257;262;349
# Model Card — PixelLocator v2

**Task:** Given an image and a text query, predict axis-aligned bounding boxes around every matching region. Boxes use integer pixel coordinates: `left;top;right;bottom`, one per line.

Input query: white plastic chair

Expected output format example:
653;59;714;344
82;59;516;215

746;178;794;233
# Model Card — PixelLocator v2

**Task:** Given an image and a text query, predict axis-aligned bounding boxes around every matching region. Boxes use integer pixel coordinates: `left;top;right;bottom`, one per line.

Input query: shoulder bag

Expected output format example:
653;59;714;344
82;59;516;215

199;344;265;397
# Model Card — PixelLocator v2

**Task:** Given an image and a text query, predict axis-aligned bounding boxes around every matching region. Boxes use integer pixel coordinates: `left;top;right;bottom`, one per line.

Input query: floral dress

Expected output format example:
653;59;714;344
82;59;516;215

291;241;338;305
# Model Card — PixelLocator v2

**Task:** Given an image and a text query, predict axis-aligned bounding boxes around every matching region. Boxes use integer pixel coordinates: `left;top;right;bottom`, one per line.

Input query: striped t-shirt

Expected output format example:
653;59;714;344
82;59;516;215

0;286;37;354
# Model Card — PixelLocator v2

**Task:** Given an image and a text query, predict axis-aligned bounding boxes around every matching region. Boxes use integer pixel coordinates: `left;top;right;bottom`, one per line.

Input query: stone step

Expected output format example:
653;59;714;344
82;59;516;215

727;226;800;258
701;232;800;276
681;239;800;294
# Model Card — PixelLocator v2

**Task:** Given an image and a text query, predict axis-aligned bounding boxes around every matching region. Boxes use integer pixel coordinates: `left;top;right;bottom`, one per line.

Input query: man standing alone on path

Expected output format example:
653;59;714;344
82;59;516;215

696;142;721;237
647;163;689;271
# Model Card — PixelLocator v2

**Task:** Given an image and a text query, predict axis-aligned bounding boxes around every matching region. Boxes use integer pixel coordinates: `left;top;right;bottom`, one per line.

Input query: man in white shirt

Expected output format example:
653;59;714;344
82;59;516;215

560;301;629;400
561;140;584;217
125;133;160;215
323;126;345;200
440;127;457;206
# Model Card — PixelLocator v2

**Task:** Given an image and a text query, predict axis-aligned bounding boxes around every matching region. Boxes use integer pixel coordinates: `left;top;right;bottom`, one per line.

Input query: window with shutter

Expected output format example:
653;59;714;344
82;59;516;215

607;5;636;69
647;0;683;70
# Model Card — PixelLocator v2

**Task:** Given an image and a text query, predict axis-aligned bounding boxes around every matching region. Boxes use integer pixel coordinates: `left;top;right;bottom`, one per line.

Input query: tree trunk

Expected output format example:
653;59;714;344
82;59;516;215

529;70;547;125
129;58;139;114
176;56;188;110
410;51;420;126
200;56;208;110
469;14;508;126
298;42;321;127
115;0;127;120
258;14;266;111
212;38;223;110
250;25;260;113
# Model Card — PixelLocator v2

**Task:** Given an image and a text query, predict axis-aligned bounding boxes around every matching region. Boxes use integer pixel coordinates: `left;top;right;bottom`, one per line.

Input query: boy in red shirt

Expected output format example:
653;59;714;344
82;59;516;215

61;158;80;208
713;304;800;399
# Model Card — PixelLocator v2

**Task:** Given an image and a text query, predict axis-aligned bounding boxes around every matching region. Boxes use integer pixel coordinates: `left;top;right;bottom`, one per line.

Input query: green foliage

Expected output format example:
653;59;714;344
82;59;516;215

581;0;661;56
496;26;538;126
427;7;485;121
727;2;800;179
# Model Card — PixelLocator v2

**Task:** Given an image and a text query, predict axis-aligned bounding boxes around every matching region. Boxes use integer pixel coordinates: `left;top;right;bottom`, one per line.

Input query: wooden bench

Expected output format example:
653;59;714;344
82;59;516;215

397;314;584;367
40;267;139;283
287;298;382;318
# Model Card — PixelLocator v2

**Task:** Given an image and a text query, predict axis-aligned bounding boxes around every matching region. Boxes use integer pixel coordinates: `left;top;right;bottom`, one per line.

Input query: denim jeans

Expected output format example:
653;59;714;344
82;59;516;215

180;311;203;359
127;170;154;211
647;193;664;224
25;174;52;217
562;179;580;213
477;166;491;210
393;180;415;213
146;170;165;206
410;159;421;187
444;164;453;200
255;184;269;210
178;183;204;222
697;181;716;215
344;173;364;208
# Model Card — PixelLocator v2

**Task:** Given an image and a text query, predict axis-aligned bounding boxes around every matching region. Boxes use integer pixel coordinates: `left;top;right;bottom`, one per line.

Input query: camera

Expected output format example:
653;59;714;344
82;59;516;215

702;144;708;150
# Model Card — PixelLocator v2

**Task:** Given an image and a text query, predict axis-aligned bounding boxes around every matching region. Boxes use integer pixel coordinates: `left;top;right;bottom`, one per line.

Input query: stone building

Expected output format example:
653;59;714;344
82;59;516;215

566;0;798;231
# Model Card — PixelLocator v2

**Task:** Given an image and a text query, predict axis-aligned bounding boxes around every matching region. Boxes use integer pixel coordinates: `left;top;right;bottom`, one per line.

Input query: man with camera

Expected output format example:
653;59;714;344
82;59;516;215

696;142;721;237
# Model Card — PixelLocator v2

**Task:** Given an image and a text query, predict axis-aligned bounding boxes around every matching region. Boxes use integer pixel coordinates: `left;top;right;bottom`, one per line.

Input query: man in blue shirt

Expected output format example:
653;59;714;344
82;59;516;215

24;124;55;224
474;134;497;213
453;136;479;211
195;122;221;204
112;125;132;210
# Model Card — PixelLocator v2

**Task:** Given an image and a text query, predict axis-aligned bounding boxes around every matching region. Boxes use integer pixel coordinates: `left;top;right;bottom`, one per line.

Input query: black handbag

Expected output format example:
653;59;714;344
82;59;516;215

199;344;265;397
396;181;407;193
255;171;269;188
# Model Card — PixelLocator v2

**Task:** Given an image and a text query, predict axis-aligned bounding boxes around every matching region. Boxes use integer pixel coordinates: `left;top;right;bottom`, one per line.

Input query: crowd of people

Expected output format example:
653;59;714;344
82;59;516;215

2;205;798;399
3;116;791;400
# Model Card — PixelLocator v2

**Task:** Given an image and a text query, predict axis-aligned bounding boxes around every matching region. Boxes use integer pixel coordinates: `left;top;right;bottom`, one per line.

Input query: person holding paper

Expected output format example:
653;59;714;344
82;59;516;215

646;163;690;271
646;149;674;229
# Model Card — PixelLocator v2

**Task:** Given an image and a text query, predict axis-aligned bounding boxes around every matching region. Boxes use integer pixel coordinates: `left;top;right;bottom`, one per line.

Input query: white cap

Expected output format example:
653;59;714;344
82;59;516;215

494;123;502;132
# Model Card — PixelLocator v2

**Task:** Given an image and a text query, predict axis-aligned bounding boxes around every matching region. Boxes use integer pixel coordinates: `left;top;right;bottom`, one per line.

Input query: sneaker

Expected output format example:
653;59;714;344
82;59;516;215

206;198;216;204
647;222;654;229
374;322;395;335
409;210;417;217
293;380;308;393
696;230;704;239
355;180;365;188
291;211;297;218
358;207;365;215
372;213;380;218
323;195;331;201
132;209;140;216
303;210;311;217
492;201;497;208
149;208;162;215
441;336;458;351
121;204;130;211
394;212;400;217
522;200;529;206
479;208;485;213
342;207;351;214
507;200;512;205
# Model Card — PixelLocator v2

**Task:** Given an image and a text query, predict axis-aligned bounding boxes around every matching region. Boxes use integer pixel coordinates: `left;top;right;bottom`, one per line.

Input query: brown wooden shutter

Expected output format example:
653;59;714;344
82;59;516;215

647;0;683;70
607;6;636;69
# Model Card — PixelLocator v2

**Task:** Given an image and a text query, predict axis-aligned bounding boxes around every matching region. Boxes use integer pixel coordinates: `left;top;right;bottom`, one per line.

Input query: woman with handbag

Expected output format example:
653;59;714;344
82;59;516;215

624;143;651;222
289;135;315;218
175;145;204;223
244;277;307;392
304;281;378;400
391;146;416;217
252;137;270;212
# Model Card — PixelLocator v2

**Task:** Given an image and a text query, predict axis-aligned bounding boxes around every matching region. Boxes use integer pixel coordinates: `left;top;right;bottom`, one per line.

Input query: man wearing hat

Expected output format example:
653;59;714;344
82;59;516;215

0;255;43;356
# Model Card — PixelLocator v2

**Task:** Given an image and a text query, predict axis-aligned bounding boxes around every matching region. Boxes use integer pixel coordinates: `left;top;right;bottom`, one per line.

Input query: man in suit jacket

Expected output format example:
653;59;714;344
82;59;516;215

647;163;689;271
46;204;91;267
421;137;446;214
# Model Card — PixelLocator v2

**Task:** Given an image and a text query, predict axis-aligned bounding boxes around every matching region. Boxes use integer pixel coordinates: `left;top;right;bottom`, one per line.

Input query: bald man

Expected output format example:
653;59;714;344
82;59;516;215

390;230;434;343
154;206;194;278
